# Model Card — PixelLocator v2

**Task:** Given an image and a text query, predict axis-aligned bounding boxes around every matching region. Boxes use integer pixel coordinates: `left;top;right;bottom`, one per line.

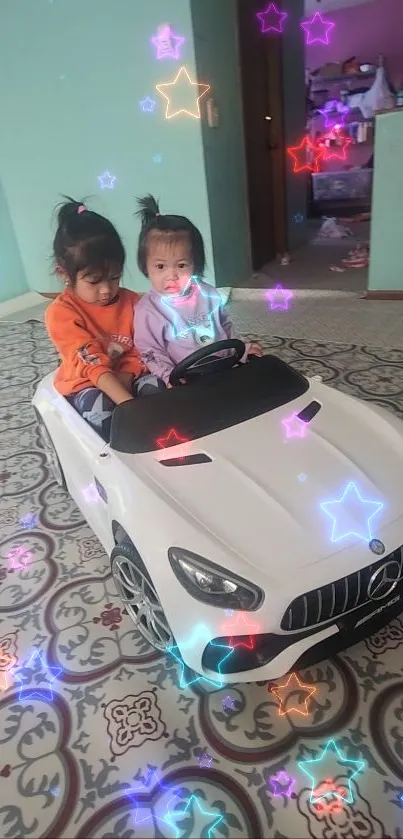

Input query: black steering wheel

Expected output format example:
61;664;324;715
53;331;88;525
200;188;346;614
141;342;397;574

169;339;246;386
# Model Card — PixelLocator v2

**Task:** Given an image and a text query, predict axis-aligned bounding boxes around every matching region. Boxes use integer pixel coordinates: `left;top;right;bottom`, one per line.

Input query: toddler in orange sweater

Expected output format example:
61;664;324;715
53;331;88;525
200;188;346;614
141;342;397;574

45;198;165;440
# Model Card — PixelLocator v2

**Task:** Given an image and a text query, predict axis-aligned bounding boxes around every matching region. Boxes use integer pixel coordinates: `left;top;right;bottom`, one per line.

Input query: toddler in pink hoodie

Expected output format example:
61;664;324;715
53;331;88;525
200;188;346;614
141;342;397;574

133;195;262;384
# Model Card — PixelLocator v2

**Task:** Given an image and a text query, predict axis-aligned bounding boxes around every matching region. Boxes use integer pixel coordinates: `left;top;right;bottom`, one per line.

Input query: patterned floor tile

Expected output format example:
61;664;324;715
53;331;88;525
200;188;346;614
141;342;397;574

1;320;403;838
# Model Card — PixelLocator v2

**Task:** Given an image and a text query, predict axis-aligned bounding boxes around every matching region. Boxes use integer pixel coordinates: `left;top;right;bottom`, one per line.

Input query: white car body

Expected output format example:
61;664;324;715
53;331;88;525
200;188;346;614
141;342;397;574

32;362;403;682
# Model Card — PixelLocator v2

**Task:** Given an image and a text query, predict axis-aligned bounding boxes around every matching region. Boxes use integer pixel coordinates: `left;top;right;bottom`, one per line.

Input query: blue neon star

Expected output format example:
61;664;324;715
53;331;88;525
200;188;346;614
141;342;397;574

12;648;62;700
298;739;366;804
161;277;223;342
320;481;384;543
167;625;233;690
125;768;183;832
97;171;116;190
140;97;156;113
293;212;304;223
164;793;225;839
20;513;38;530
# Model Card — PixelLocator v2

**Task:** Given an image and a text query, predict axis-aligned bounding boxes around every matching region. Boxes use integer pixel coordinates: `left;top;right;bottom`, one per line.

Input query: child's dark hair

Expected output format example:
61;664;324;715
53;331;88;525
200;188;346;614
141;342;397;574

53;196;125;284
136;195;205;277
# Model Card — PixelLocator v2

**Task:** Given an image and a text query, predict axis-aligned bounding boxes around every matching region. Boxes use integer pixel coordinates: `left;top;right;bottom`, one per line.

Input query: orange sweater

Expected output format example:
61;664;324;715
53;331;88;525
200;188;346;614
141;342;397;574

45;288;146;395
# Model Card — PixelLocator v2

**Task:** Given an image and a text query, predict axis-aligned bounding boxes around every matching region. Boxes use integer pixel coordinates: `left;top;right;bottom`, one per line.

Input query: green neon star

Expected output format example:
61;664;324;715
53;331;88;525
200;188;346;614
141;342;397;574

298;739;366;804
167;624;234;690
163;793;225;839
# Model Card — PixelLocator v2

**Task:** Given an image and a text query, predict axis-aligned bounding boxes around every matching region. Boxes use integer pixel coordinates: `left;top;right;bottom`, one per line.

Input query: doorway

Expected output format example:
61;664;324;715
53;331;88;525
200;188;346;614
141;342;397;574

236;0;287;272
235;0;381;293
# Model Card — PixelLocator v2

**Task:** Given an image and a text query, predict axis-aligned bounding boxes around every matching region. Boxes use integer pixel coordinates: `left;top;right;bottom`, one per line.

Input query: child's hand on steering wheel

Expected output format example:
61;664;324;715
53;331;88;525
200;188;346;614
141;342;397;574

248;343;263;357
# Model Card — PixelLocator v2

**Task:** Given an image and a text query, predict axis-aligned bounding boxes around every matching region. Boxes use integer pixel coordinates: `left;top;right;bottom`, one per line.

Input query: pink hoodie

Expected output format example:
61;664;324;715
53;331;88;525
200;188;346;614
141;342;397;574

134;278;249;383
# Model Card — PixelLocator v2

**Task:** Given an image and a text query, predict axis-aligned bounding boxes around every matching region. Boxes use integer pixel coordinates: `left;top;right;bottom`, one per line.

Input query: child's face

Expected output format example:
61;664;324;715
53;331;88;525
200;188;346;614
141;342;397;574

60;268;122;306
146;234;194;295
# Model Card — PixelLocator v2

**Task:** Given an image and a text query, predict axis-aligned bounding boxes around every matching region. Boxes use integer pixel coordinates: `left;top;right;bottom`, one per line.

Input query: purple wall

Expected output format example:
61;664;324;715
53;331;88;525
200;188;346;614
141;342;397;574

306;0;403;86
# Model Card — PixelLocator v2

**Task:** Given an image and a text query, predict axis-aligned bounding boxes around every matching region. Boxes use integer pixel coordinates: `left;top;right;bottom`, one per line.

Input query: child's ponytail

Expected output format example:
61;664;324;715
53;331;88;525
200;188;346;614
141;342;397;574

136;194;161;228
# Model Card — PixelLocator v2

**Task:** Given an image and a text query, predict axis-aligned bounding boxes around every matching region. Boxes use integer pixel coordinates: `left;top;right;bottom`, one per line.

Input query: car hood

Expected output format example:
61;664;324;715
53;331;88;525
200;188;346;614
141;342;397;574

120;382;403;575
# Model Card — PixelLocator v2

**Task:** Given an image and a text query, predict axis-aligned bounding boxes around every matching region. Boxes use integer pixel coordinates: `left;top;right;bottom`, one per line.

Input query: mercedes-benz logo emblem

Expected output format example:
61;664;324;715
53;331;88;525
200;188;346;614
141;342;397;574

367;560;402;601
369;539;385;555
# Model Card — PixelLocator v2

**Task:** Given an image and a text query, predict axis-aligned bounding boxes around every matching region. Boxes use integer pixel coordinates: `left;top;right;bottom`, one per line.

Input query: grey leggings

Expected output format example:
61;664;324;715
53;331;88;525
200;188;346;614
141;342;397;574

70;373;165;441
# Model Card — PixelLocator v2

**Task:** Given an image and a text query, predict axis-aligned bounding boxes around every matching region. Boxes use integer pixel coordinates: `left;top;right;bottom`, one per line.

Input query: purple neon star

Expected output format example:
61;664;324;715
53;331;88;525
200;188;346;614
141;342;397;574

318;100;350;130
257;3;288;34
198;752;213;769
265;284;293;311
269;770;296;797
151;25;185;60
222;695;236;711
301;12;335;45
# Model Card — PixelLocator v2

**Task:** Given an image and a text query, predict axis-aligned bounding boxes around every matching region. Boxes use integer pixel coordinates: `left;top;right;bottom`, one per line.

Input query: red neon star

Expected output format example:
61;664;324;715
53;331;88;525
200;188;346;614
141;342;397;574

318;131;352;162
156;428;189;457
313;779;346;814
221;612;259;649
287;136;324;173
271;672;316;716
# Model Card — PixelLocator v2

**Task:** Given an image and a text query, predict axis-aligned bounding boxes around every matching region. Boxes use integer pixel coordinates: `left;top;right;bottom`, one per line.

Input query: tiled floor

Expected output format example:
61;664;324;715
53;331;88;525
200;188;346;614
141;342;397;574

2;320;403;838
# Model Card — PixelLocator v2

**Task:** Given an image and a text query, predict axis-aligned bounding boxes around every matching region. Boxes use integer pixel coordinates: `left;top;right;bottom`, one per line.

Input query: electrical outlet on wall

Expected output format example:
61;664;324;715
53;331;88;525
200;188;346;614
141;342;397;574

206;99;219;128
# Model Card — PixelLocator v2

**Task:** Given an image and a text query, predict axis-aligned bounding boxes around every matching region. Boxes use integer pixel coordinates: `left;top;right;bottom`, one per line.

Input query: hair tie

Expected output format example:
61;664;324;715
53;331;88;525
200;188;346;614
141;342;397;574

78;204;87;214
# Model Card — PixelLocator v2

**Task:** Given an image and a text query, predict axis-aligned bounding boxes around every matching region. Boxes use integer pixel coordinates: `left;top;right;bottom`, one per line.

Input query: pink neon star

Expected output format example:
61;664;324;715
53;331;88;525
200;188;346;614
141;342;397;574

319;131;352;162
301;12;335;45
257;3;288;34
8;545;32;570
82;483;100;504
282;412;308;439
265;284;293;311
152;25;185;60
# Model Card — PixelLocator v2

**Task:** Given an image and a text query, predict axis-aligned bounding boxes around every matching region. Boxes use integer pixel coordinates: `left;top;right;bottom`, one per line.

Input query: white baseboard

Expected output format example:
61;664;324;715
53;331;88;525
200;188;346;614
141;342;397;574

231;288;363;301
0;292;46;318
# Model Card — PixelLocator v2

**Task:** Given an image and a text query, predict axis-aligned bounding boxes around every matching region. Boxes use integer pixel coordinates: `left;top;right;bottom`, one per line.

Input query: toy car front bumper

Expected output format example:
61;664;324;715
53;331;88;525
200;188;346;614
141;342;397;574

201;578;403;682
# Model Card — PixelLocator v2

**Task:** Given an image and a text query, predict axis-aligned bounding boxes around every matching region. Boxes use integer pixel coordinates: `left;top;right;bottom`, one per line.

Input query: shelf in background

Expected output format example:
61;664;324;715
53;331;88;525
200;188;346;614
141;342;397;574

311;71;376;86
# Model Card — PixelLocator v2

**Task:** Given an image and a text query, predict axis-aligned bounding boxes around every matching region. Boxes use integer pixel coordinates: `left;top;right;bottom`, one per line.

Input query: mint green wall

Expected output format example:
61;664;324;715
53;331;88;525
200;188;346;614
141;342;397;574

0;179;29;303
369;111;403;291
191;0;252;285
0;0;215;293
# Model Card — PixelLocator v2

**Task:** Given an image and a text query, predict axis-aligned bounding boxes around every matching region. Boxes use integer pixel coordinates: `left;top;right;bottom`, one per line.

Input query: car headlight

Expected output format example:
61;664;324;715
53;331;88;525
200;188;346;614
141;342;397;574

168;547;264;610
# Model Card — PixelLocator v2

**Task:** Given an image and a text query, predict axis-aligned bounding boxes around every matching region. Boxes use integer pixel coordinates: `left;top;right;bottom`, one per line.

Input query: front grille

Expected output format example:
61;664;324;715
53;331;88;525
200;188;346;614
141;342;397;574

281;548;403;631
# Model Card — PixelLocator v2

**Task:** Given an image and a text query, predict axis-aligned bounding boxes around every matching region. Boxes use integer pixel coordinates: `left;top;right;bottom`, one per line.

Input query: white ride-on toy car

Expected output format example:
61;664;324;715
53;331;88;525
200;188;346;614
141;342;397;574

33;339;403;683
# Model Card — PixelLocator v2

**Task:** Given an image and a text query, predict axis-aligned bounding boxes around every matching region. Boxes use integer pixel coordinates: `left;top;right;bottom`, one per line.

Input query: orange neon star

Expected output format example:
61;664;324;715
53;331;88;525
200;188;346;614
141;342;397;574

221;612;259;649
287;136;324;173
0;668;12;692
271;672;316;716
156;66;211;120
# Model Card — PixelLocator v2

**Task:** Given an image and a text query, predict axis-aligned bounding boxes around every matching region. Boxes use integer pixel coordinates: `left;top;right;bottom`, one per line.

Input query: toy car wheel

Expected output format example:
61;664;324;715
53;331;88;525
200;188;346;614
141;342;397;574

111;542;175;652
37;417;67;490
